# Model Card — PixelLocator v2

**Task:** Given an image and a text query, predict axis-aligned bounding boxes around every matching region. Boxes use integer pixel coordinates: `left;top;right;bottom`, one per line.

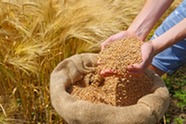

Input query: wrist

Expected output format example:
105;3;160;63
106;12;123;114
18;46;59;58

151;40;160;55
127;28;147;41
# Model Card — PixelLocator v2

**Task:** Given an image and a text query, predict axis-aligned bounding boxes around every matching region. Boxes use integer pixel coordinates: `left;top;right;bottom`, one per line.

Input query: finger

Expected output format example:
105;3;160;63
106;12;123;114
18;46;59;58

127;63;145;76
127;63;143;71
127;64;135;71
100;37;115;51
101;43;106;51
100;69;117;77
101;39;109;50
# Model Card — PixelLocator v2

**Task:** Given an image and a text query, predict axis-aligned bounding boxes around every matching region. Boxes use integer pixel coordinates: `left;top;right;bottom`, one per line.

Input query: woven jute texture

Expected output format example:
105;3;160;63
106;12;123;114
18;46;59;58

50;53;170;124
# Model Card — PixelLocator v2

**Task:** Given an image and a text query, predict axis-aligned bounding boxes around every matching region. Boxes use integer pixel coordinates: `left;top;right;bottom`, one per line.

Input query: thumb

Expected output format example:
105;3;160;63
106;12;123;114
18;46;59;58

127;62;146;76
127;63;144;71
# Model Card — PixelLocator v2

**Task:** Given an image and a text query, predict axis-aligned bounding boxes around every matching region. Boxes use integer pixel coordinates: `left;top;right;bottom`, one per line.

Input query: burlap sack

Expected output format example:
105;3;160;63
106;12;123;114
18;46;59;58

50;53;170;124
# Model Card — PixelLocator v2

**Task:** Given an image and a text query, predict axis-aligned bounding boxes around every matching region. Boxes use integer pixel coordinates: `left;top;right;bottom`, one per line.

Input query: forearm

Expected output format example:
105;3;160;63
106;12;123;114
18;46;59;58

152;18;186;54
127;0;173;40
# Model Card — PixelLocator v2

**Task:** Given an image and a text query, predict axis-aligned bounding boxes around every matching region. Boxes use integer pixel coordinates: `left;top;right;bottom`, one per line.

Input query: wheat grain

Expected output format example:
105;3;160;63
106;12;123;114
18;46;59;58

71;38;153;106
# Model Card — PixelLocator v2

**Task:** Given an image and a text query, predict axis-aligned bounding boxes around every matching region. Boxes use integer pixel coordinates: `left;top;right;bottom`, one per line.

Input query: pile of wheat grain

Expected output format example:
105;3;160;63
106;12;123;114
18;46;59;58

97;37;143;76
70;38;153;106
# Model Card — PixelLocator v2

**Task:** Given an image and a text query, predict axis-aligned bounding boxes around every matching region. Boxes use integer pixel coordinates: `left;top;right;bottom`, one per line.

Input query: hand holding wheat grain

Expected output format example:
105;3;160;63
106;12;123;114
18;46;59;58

100;31;137;51
127;41;155;76
97;37;143;77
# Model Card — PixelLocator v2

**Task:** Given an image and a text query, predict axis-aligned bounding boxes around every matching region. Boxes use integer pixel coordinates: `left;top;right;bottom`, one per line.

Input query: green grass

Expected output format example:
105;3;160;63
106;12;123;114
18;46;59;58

162;66;186;124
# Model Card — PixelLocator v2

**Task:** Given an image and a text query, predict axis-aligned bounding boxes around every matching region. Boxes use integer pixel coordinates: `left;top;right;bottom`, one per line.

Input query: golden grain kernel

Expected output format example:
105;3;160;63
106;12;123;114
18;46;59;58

70;38;153;106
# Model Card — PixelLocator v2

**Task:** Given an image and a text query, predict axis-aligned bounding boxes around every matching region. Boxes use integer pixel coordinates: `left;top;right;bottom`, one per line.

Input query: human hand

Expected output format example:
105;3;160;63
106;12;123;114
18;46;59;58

98;31;135;77
100;31;136;51
127;41;155;76
99;31;145;77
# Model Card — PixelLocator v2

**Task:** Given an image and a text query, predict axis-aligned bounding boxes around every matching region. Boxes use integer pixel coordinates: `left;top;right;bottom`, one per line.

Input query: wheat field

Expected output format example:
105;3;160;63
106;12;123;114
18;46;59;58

0;0;181;123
